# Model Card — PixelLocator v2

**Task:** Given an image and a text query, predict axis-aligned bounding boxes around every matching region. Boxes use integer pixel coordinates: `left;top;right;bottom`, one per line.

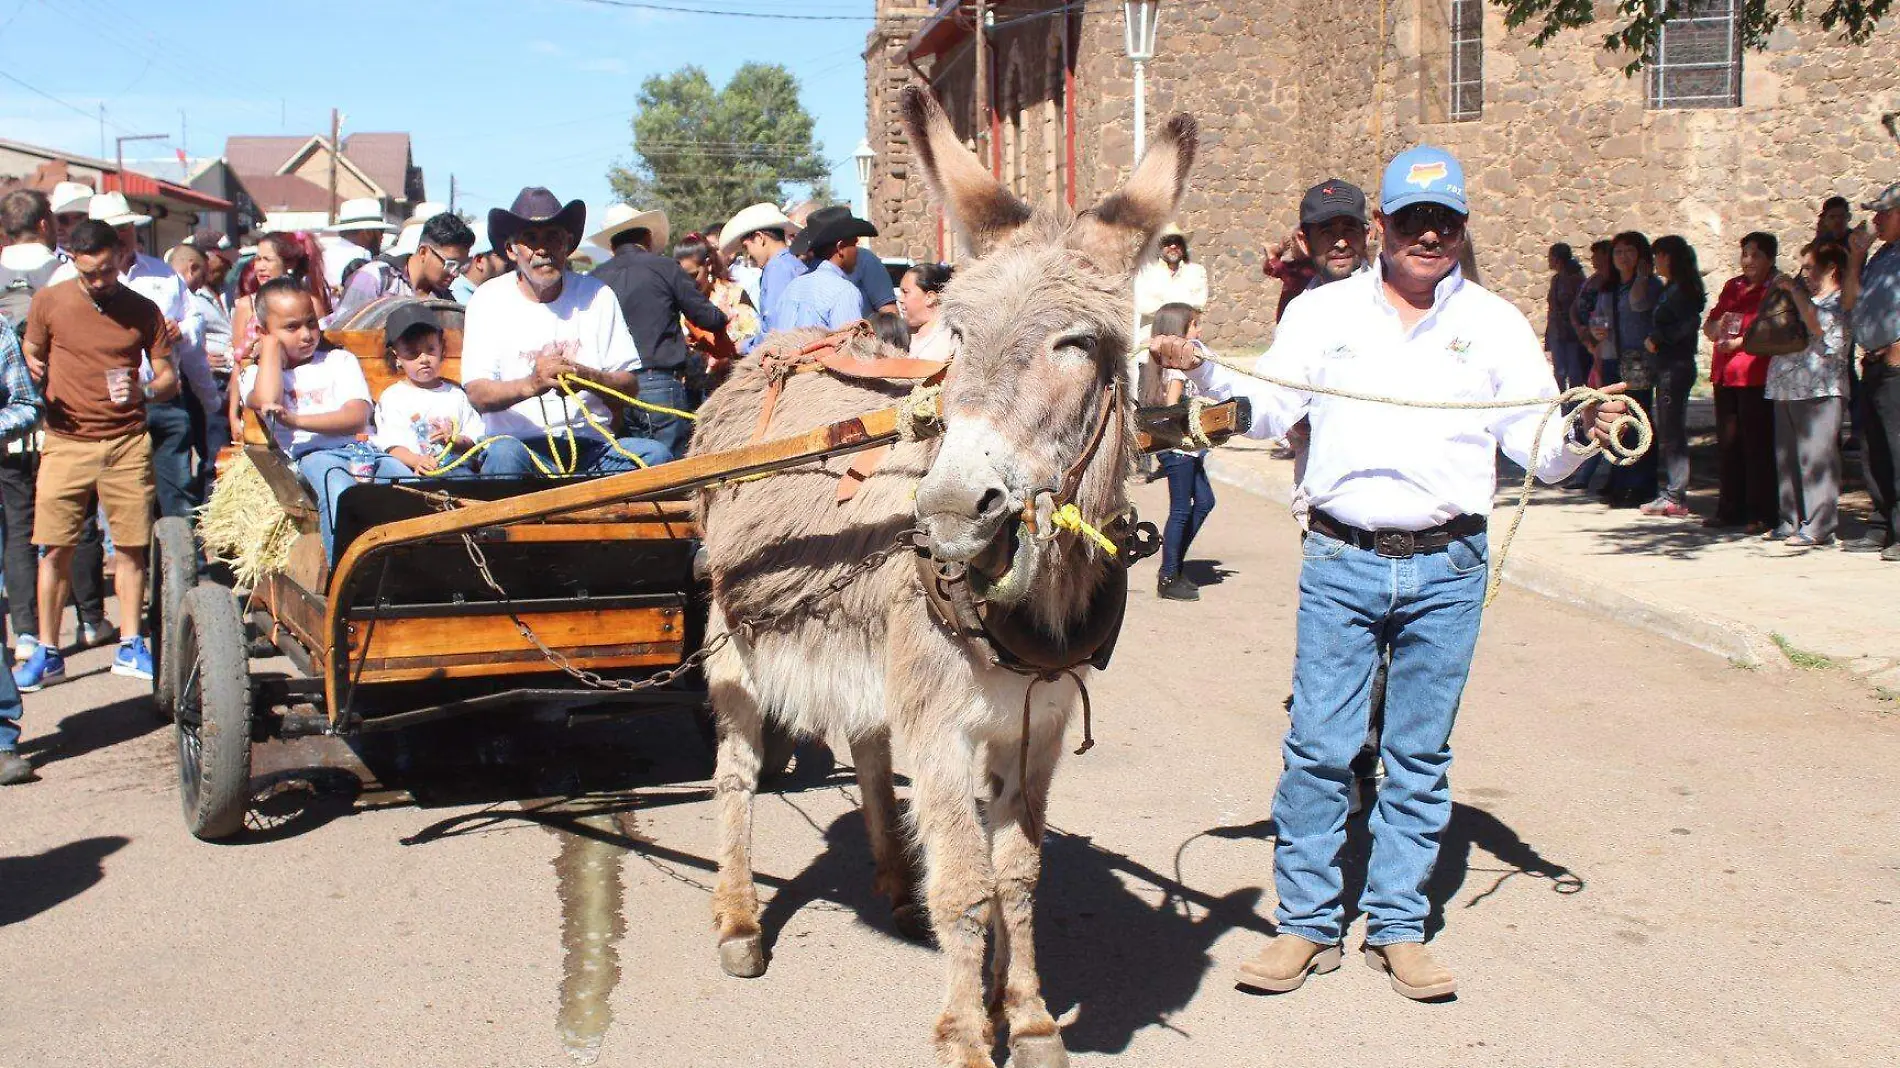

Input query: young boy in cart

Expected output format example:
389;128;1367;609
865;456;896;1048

242;277;408;562
372;303;483;478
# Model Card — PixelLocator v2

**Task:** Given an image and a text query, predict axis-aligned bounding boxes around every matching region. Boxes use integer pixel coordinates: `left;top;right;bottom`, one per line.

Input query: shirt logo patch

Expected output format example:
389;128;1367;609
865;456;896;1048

1320;343;1355;361
1406;162;1448;187
1445;338;1472;363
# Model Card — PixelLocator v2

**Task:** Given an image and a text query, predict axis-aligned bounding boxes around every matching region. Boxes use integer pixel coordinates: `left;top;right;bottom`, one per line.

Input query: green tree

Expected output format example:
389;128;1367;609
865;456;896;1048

1494;0;1889;72
608;63;830;234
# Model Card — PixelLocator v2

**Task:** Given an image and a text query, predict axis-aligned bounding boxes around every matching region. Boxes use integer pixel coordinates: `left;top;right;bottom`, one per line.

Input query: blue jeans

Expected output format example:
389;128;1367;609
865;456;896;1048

478;431;671;478
147;397;197;520
388;448;481;481
1274;527;1489;946
297;444;414;563
0;644;20;751
624;368;699;460
1158;451;1215;577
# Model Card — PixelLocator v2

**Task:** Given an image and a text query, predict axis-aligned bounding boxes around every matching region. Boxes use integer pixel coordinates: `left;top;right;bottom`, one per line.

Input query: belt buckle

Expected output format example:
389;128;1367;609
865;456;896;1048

1374;530;1415;558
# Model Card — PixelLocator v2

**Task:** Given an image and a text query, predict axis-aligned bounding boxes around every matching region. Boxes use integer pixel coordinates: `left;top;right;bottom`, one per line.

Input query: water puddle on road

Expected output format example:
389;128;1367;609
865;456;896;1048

544;803;645;1065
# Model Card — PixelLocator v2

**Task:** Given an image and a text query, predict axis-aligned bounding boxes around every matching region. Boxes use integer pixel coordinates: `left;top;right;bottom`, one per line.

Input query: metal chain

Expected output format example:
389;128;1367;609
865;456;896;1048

451;519;923;695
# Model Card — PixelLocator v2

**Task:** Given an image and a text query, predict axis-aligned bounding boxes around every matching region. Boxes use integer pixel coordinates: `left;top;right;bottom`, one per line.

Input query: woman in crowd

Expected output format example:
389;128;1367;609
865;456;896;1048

898;262;954;364
675;233;758;352
229;232;331;366
1764;241;1851;546
1150;302;1218;602
1640;235;1709;518
1562;239;1618;491
1545;242;1588;391
1596;231;1658;507
1703;232;1781;533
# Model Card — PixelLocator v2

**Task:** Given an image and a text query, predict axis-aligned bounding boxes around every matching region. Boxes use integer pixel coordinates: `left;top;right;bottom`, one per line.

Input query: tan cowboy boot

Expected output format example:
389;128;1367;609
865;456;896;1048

1235;934;1342;994
1364;942;1457;1000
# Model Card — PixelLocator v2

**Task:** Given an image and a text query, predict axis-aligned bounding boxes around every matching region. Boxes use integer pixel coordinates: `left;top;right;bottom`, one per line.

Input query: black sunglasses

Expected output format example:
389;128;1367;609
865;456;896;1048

1389;203;1467;240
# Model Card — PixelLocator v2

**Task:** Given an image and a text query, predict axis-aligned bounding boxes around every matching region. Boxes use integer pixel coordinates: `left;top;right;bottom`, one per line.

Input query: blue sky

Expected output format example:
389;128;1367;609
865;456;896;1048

0;0;876;225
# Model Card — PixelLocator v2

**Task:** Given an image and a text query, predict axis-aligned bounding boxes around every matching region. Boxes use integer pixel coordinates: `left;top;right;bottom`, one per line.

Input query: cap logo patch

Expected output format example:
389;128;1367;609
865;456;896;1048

1406;161;1448;187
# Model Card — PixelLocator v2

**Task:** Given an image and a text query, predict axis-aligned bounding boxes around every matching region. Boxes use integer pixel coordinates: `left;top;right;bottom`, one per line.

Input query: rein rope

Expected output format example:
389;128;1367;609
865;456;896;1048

1204;357;1653;606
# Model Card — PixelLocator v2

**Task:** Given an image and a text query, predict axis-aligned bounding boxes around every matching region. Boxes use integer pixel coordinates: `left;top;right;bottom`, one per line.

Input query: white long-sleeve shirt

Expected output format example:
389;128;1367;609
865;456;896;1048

1187;262;1585;532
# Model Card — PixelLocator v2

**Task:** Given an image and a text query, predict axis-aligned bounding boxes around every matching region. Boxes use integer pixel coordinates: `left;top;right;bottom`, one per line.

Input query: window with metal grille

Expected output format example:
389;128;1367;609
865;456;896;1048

1648;0;1742;108
1449;0;1483;121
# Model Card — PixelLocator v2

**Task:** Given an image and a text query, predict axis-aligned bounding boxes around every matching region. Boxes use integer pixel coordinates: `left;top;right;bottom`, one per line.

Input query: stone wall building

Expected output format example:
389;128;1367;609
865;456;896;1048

865;0;1898;350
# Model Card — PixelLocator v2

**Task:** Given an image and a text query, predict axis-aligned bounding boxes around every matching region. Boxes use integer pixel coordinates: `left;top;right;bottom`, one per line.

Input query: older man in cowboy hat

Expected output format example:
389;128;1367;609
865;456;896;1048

718;202;801;342
589;203;726;457
461;187;668;477
778;207;877;331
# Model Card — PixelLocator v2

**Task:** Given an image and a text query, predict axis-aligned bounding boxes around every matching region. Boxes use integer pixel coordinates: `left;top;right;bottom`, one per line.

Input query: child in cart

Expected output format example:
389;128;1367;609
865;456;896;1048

242;277;408;562
372;304;483;479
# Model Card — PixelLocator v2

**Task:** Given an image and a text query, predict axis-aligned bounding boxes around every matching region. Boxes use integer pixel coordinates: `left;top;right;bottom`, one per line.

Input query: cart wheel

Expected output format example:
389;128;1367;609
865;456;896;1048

149;516;199;721
175;585;254;841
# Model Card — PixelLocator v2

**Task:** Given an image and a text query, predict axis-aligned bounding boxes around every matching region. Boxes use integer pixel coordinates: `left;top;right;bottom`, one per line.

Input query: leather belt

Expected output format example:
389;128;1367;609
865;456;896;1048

1308;509;1486;559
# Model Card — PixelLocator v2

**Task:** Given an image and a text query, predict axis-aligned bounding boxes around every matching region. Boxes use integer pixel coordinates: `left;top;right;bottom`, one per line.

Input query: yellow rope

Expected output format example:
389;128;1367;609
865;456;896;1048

1050;503;1119;556
559;372;699;422
1203;356;1652;606
413;372;675;478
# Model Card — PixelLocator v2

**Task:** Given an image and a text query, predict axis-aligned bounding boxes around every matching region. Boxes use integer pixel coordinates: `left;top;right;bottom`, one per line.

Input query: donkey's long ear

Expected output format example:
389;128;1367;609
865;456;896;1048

1069;113;1199;273
901;85;1031;255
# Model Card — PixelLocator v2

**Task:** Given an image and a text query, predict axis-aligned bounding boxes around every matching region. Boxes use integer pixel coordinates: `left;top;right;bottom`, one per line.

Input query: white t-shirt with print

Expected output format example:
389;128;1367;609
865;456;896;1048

373;379;485;461
238;347;372;457
459;271;644;438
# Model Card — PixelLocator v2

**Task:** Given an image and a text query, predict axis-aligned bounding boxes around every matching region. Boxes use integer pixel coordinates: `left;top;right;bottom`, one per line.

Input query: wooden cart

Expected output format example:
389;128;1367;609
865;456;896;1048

153;296;1250;840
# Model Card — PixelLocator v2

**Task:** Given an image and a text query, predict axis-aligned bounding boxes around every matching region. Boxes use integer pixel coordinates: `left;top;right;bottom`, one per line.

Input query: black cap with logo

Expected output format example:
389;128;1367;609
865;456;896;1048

1299;179;1368;228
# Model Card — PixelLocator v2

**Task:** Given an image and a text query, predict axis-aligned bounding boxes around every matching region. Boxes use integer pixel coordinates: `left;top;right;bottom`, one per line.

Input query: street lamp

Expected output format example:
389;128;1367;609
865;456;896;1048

853;138;876;221
1123;1;1161;161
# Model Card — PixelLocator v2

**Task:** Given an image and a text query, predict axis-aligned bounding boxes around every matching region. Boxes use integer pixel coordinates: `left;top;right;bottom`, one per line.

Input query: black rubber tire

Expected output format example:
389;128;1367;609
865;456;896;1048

175;585;254;841
149;516;199;721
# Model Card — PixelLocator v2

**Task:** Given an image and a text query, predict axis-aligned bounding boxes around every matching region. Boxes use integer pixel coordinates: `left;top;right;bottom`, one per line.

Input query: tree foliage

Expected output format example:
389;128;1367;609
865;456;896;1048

1493;0;1891;73
607;63;830;235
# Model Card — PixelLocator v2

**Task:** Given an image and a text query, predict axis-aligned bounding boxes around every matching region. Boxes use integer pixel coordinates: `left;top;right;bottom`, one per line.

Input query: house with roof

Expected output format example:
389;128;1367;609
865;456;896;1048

223;131;425;232
0;137;237;252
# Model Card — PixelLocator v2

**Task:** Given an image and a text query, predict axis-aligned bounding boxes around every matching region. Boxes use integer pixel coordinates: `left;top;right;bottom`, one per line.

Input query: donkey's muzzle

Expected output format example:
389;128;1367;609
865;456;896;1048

915;473;1013;563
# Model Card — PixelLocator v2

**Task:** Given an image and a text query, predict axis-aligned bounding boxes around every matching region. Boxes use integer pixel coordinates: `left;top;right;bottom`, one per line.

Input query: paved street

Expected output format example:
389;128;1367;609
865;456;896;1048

3;477;1897;1068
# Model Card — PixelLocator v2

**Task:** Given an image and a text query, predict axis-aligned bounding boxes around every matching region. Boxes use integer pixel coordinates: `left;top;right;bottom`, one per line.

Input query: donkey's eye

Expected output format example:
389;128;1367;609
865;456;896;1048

1053;334;1098;359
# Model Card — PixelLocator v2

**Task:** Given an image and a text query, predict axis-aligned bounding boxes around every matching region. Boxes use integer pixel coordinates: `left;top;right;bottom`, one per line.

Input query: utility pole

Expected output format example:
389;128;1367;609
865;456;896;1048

326;108;341;226
973;0;988;169
115;133;166;186
449;173;457;216
98;104;106;159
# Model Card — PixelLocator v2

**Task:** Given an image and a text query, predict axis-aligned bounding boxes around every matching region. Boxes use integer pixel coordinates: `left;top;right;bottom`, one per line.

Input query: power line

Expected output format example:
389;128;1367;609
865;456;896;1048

560;0;922;20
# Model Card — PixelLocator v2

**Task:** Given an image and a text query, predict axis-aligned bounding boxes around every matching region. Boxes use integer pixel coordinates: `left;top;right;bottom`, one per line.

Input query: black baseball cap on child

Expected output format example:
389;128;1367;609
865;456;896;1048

1299;179;1368;227
384;303;442;349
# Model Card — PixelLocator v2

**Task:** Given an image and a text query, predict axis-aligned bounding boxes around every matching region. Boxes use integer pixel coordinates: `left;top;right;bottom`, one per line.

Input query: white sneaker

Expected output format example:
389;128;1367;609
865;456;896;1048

13;634;38;664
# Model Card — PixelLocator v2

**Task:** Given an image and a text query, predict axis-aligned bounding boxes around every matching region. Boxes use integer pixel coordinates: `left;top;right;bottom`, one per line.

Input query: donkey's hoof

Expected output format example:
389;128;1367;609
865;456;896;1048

1006;1033;1069;1068
892;901;934;943
718;934;766;978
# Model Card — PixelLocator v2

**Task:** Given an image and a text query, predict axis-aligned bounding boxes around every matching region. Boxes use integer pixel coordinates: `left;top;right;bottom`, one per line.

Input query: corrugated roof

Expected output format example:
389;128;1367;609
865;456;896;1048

341;132;412;197
242;173;340;213
223;134;310;177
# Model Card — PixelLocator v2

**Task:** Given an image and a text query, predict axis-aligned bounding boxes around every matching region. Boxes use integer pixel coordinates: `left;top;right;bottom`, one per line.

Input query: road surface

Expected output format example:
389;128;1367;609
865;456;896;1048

3;478;1895;1067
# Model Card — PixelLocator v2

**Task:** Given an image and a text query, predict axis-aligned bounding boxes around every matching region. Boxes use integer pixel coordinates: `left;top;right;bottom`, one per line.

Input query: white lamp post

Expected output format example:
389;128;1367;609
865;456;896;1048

1123;0;1162;413
853;138;876;221
1123;1;1161;162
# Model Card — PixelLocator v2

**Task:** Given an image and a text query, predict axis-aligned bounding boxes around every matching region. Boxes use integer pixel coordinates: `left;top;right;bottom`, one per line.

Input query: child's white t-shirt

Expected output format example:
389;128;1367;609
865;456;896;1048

238;347;373;457
373;379;485;462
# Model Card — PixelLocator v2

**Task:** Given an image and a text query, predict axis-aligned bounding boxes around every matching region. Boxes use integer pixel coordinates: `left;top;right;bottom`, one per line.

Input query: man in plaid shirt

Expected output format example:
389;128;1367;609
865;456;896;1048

0;313;43;784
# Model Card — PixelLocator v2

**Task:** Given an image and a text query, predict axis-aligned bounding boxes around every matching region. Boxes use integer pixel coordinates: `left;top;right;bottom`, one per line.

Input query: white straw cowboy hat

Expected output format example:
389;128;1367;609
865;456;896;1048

390;201;449;257
87;191;151;228
717;202;793;256
589;203;670;252
324;197;399;233
49;181;94;215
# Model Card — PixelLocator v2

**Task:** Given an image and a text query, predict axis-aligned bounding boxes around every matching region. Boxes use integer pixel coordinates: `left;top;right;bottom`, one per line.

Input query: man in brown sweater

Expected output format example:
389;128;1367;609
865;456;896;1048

15;219;177;688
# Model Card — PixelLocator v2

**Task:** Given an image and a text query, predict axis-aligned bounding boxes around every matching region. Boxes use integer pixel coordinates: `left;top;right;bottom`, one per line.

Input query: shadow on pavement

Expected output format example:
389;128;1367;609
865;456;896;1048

1425;802;1585;939
0;836;130;927
15;694;164;768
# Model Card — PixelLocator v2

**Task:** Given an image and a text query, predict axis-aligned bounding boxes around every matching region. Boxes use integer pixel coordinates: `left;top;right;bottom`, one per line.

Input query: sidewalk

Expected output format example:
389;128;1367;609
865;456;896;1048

1202;427;1900;690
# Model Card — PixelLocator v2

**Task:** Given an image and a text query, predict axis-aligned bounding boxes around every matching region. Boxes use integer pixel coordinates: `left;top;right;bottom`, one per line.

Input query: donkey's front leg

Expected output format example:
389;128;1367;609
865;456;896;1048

848;727;928;939
984;697;1070;1068
910;727;1001;1068
706;634;768;978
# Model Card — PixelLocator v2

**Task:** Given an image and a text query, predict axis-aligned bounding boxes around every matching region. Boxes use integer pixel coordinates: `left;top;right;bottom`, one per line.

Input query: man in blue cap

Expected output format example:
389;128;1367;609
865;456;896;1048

1152;146;1626;1000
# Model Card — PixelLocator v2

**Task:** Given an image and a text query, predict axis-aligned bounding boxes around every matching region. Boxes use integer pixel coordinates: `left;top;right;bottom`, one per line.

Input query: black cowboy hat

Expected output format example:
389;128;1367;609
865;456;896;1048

487;186;587;253
789;204;878;258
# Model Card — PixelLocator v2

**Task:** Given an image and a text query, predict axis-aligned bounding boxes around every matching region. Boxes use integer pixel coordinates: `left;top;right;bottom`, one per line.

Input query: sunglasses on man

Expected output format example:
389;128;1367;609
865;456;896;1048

1388;203;1467;240
421;243;465;275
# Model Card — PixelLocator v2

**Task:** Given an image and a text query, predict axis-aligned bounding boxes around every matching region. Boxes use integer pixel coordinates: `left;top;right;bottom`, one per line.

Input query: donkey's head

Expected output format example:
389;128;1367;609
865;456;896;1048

905;86;1196;604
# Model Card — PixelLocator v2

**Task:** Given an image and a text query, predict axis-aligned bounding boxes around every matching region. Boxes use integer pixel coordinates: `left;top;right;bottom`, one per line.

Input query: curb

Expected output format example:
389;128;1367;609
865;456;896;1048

1202;452;1789;672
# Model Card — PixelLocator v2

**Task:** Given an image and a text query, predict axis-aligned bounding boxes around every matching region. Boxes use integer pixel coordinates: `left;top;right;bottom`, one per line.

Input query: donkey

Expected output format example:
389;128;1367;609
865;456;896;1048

691;86;1196;1068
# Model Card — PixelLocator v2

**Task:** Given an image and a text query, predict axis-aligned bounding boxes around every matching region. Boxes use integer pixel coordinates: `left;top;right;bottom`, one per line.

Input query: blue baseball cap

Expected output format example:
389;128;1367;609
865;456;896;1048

1380;146;1468;215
